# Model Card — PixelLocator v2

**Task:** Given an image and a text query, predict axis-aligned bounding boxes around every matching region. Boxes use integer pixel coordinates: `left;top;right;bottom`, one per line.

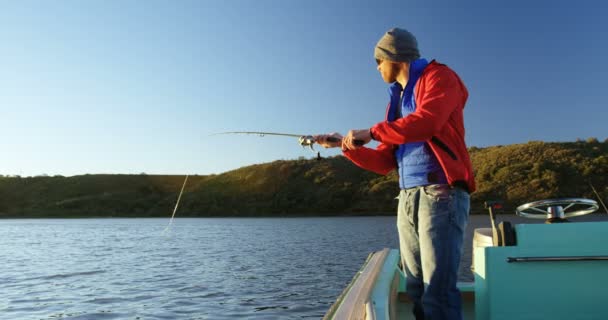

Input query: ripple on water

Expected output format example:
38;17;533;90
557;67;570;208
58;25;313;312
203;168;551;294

196;291;227;299
254;305;289;312
85;297;123;304
28;270;107;281
176;284;208;293
10;297;61;304
58;311;128;319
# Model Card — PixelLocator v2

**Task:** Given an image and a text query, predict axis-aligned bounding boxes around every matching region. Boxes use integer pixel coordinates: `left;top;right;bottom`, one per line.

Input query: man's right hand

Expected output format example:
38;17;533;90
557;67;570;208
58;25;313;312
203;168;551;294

313;132;343;148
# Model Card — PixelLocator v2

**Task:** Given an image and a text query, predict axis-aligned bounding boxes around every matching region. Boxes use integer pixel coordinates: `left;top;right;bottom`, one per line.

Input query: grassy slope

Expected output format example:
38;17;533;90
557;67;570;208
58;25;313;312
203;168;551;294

0;140;606;217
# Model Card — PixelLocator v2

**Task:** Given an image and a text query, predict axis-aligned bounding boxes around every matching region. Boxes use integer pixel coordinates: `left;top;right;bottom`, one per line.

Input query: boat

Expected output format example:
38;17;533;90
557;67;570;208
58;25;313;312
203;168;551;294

323;198;606;319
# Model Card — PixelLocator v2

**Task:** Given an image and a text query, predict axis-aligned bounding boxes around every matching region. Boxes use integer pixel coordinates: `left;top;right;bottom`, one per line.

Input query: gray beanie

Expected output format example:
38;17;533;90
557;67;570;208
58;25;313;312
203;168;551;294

374;28;420;63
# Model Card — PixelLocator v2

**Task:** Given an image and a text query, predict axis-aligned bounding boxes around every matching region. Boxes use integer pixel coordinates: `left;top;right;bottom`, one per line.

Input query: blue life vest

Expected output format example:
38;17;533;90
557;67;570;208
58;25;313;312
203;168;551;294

386;58;447;189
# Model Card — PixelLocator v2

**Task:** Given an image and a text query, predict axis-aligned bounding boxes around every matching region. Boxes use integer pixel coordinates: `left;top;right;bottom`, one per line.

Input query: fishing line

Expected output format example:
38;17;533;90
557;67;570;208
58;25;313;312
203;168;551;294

589;180;608;214
162;174;189;234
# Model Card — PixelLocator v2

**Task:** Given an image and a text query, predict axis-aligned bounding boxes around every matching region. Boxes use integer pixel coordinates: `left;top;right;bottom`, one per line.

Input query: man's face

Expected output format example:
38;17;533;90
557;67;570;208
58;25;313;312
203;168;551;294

376;59;400;83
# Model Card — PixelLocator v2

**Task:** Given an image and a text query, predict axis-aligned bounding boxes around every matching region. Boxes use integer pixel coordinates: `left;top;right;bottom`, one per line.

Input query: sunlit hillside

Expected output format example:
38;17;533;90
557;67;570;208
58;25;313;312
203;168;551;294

0;140;606;217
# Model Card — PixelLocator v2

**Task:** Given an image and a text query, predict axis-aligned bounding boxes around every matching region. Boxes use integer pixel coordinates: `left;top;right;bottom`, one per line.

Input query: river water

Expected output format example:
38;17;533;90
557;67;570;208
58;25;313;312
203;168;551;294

2;214;607;319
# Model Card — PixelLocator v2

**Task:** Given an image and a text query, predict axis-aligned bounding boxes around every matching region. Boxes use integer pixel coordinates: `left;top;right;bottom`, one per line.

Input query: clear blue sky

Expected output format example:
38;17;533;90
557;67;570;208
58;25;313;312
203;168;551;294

2;0;607;177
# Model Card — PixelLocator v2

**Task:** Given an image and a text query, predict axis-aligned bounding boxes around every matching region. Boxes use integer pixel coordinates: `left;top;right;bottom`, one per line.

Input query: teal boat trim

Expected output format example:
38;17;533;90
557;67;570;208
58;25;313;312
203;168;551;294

369;249;400;320
323;250;389;320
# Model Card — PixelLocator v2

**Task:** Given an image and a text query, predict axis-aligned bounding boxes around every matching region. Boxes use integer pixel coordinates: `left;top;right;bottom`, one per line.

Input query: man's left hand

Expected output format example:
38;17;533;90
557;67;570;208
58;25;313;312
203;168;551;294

343;129;372;150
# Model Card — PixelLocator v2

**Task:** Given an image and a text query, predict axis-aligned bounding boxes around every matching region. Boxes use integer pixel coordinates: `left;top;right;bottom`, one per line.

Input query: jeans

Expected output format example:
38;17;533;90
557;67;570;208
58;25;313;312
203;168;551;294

397;184;470;320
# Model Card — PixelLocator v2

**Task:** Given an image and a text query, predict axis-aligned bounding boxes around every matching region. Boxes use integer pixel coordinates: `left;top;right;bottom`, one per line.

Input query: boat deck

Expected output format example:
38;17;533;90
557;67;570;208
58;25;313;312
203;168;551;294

395;285;475;319
324;249;477;319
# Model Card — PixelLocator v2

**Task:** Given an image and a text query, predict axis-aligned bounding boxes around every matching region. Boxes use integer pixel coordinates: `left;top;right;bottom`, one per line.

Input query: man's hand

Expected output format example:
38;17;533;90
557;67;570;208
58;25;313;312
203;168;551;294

313;132;343;148
343;129;372;150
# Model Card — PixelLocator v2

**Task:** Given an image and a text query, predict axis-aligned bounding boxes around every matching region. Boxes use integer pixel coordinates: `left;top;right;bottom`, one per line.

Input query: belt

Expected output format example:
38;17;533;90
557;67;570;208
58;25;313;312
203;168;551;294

451;180;470;194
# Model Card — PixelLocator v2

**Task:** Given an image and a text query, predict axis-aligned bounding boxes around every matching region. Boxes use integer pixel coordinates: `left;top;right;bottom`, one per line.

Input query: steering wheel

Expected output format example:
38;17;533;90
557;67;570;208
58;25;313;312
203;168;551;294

516;198;599;220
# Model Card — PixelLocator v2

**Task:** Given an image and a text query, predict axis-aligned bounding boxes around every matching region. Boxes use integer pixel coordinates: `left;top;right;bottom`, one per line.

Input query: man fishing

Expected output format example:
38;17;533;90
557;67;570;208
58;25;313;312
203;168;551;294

315;28;475;320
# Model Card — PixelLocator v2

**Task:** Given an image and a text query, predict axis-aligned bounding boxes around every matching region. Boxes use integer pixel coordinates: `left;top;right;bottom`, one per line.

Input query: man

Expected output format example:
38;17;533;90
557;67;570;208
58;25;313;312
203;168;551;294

315;28;475;320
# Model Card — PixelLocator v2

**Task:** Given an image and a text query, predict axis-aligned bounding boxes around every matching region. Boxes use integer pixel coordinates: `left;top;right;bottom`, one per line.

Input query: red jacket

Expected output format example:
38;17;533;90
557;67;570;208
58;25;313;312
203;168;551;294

343;60;476;193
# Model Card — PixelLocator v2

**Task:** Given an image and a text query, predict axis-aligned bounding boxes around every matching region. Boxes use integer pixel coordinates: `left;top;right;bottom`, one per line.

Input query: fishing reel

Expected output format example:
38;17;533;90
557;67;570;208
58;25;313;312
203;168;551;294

298;135;317;150
299;135;334;160
298;135;344;151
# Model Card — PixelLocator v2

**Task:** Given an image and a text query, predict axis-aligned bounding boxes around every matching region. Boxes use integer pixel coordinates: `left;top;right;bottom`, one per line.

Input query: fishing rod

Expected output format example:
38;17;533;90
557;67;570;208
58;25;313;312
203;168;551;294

212;131;364;151
162;131;363;226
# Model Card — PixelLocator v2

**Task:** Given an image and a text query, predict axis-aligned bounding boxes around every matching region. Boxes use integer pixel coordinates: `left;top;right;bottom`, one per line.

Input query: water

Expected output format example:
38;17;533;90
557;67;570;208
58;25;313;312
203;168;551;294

1;215;607;319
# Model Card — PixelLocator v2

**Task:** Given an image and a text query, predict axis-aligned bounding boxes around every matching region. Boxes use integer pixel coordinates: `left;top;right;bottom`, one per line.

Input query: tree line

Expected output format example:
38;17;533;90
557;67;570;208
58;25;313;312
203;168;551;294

0;140;606;218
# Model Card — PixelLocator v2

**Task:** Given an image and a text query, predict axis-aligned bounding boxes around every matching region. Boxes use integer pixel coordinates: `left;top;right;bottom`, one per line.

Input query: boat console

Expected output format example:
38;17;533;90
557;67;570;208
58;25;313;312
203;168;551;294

325;198;606;320
474;198;606;319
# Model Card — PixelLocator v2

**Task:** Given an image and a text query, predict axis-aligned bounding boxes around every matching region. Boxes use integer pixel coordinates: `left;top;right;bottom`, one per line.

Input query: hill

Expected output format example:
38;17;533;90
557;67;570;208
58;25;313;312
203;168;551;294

0;140;606;217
